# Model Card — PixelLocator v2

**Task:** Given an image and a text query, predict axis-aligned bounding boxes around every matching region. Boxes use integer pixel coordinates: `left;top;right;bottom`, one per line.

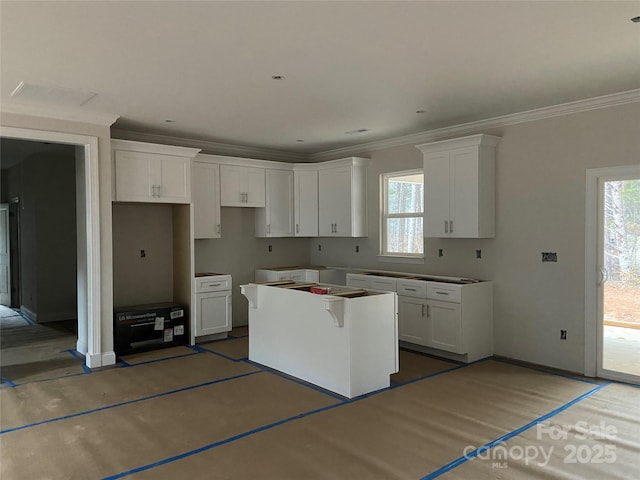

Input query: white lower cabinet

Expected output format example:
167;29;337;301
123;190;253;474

426;299;463;354
398;296;429;344
195;291;231;336
193;274;232;340
348;272;492;363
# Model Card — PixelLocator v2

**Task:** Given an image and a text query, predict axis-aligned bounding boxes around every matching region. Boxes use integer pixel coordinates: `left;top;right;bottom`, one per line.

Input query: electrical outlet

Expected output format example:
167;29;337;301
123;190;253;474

476;249;482;259
140;249;146;258
542;252;558;262
268;245;272;252
318;244;322;251
438;249;444;258
355;245;360;253
560;330;567;340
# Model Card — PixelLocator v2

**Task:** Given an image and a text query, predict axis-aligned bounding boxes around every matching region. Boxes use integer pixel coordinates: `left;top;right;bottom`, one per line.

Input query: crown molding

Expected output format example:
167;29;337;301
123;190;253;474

1;101;119;126
110;129;307;163
309;89;640;161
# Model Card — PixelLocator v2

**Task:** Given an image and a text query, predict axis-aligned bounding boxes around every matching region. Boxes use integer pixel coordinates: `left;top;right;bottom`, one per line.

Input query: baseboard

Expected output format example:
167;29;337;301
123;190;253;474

37;311;77;323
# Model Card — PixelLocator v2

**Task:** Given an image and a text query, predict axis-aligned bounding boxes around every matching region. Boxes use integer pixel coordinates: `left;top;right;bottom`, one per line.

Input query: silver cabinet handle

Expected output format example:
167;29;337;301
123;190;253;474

239;191;244;202
405;288;417;291
426;304;430;317
450;220;453;233
217;224;221;234
151;185;157;197
206;283;222;287
435;291;450;296
445;220;449;233
267;224;271;234
296;224;299;233
334;223;337;233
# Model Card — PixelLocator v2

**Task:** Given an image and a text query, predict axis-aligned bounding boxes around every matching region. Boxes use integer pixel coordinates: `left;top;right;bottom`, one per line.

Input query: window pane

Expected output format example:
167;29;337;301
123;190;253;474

388;174;423;214
386;217;423;254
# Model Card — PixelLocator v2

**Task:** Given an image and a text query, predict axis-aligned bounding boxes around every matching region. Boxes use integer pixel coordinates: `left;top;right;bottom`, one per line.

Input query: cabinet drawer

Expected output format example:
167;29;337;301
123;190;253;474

397;280;428;298
346;274;370;289
427;284;461;303
369;276;397;292
195;276;231;293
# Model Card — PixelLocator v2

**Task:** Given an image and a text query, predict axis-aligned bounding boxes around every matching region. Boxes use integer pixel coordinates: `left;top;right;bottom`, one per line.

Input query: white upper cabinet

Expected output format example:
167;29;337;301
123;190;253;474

417;134;500;238
112;140;200;204
318;158;369;237
293;167;318;237
192;160;221;239
255;169;294;237
220;165;265;207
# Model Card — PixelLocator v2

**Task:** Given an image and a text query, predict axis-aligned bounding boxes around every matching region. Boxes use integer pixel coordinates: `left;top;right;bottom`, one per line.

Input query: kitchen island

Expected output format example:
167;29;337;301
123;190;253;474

241;282;398;398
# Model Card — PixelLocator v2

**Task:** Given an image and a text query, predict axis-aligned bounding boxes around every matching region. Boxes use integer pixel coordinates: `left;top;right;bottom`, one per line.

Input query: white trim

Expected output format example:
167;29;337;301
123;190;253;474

196;152;294;170
113;89;640;163
111;139;200;158
0;126;111;368
310;89;640;161
111;128;305;163
1;102;119;126
585;165;640;379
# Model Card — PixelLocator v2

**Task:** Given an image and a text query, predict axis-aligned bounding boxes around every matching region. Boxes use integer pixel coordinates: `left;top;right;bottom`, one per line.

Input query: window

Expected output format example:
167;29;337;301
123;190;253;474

381;170;424;257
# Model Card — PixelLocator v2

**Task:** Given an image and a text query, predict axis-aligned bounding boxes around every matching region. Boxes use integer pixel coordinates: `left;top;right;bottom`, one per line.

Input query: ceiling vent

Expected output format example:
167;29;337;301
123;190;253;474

11;81;97;107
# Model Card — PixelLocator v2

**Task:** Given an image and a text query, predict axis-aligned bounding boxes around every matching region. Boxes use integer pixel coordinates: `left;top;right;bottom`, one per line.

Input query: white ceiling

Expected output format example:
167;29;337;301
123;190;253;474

1;1;639;157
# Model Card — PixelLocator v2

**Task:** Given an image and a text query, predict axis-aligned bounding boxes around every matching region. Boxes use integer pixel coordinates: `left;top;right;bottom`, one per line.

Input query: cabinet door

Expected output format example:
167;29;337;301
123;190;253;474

450;147;479;237
318;166;352;236
219;165;245;206
369;277;397;292
424;151;451;237
427;300;464;354
114;151;155;202
245;167;266;207
294;170;318;236
264;169;293;236
192;162;221;239
196;291;231;336
158;155;190;203
398;296;428;345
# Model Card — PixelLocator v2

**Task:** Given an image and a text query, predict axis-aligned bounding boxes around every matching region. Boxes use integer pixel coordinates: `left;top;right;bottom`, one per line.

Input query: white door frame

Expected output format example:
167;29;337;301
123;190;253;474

0;203;10;306
0;126;103;368
585;164;640;382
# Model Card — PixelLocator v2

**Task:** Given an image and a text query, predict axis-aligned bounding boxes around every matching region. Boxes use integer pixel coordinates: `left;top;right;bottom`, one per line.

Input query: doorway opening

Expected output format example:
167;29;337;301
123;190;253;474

0;126;105;371
586;165;640;385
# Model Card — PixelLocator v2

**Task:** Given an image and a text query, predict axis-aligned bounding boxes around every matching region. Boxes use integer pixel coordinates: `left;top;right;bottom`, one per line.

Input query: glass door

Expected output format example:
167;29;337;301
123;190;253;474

598;177;640;383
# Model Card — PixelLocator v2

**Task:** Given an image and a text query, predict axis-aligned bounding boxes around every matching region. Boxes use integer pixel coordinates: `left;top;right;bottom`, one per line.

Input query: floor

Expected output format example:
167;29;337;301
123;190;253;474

0;305;83;385
1;328;638;479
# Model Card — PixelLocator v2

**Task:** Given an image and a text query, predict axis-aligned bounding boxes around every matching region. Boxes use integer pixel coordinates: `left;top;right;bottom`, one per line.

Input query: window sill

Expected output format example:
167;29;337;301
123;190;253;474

377;255;425;265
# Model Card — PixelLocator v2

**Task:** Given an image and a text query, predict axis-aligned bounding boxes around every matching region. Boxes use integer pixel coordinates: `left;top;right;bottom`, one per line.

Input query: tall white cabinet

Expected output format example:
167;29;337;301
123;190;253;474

255;169;294;237
192;161;221;239
318;157;369;237
293;166;319;237
417;134;500;238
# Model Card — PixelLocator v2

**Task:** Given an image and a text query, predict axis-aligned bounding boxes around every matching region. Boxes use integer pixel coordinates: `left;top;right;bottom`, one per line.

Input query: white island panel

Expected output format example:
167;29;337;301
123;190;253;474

241;283;398;398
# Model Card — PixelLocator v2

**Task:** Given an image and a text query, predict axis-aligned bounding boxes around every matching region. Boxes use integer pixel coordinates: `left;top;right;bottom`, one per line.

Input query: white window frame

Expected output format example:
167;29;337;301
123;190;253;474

379;169;424;260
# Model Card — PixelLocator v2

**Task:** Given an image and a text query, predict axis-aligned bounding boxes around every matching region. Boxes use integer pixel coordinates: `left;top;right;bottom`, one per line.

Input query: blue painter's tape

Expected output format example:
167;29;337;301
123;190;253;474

100;356;479;479
420;382;610;480
0;377;17;387
101;400;347;480
197;346;242;363
118;358;132;367
189;345;208;353
0;370;261;435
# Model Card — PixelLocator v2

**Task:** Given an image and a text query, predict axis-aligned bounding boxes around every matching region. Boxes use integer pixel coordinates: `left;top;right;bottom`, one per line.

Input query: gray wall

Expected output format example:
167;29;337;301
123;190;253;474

112;203;175;307
310;102;640;374
195;207;311;325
